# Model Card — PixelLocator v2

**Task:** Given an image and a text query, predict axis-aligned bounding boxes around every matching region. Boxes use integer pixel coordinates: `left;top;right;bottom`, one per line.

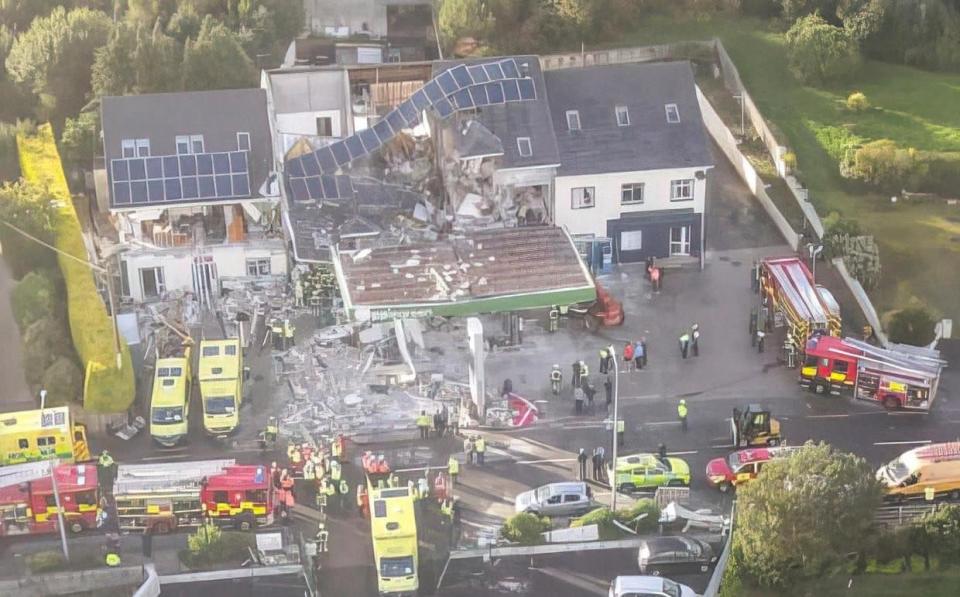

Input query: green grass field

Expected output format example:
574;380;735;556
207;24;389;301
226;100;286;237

612;17;960;322
741;561;960;597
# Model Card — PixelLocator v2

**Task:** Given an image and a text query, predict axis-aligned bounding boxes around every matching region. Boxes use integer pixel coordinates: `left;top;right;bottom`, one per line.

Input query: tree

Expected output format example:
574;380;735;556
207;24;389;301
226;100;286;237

11;269;58;330
0;0;62;33
165;3;201;43
4;6;113;122
913;504;960;569
23;316;72;386
779;0;840;22
182;16;257;91
888;306;936;346
785;13;860;84
60;110;100;166
41;356;83;405
734;442;883;587
438;0;495;47
92;22;182;97
0;180;58;278
501;512;551;545
836;0;886;42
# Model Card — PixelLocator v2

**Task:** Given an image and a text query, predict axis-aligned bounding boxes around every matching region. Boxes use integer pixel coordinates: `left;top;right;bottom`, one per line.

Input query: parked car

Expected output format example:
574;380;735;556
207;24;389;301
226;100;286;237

514;481;593;517
636;536;716;576
706;446;799;492
609;575;696;597
609;453;690;493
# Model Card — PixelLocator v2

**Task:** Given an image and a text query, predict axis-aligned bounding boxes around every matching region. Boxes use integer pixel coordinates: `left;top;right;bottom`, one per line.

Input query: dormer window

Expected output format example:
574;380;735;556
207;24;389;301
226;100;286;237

517;137;532;157
566;110;581;131
665;103;680;123
615;105;630;127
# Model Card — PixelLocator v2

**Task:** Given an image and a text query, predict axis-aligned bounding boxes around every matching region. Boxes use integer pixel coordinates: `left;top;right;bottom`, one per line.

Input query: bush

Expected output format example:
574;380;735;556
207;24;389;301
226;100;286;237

27;550;67;574
616;498;661;533
502;512;551;545
0;121;21;182
846;91;870;111
11;269;58;330
571;506;618;538
888;306;936;346
17;125;134;412
785;14;860;85
848;139;927;192
782;151;798;172
23;316;70;386
181;527;255;570
822;214;862;259
920;151;960;197
42;357;83;405
0;179;58;279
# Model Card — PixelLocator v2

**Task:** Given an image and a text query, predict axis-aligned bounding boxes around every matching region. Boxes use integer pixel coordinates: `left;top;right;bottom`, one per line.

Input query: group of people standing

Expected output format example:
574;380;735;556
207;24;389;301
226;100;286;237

417;405;451;439
576;446;609;483
621;339;648;371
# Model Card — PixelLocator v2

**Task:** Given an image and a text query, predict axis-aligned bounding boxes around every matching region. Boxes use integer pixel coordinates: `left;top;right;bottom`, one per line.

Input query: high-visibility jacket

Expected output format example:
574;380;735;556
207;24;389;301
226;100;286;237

105;553;121;567
551;369;562;381
679;333;691;344
323;481;336;496
580;363;589;376
99;453;115;468
599;349;609;359
284;321;295;338
291;449;302;464
617;419;625;433
339;480;349;495
330;461;342;481
441;501;453;519
475;437;486;453
303;460;315;480
417;415;431;427
678;403;688;418
448;456;459;476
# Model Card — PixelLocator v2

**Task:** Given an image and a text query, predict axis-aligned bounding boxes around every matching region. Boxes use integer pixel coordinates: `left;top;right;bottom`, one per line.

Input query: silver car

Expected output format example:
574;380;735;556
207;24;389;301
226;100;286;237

514;482;594;517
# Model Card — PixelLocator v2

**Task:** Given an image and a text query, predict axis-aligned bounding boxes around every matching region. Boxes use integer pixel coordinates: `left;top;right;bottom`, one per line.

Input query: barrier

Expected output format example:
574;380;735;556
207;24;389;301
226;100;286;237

832;258;889;347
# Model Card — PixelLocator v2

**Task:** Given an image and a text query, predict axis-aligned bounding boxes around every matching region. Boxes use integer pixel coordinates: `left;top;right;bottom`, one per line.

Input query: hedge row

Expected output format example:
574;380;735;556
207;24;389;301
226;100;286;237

16;124;134;412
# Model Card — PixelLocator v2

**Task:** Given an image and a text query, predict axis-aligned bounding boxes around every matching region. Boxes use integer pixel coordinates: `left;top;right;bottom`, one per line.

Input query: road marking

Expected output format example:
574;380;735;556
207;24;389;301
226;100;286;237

711;444;735;449
140;453;192;461
806;414;849;419
517;458;576;465
394;465;439;473
873;440;932;446
619;394;661;402
887;411;927;416
667;450;698;456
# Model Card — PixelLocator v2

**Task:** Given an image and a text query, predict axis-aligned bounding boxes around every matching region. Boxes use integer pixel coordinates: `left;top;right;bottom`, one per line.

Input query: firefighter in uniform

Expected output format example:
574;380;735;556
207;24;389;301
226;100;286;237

549;305;560;332
578;361;589;388
678;399;688;431
315;522;329;553
104;533;121;567
357;484;368;518
550;365;562;396
416;410;431;440
447;454;460;486
338;479;350;511
283;319;296;349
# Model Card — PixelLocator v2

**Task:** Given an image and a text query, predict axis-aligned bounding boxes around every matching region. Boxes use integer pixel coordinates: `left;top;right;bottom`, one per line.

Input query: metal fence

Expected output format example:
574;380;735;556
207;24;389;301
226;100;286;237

874;503;939;529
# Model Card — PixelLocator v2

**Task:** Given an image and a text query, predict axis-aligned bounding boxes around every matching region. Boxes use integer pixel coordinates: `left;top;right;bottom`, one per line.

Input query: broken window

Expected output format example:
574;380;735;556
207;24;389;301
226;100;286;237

571;187;595;209
316;117;333;137
246;258;271;276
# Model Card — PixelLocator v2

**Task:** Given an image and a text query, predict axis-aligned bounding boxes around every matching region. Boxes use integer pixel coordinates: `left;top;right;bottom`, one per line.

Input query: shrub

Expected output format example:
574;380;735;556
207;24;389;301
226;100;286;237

181;528;255;570
846;91;870;111
785;14;860;85
848;139;927;192
11;269;58;330
0;121;20;182
502;512;551;545
822;214;862;259
42;357;84;405
616;498;661;533
23;316;71;386
27;550;67;574
920;151;960;197
17;125;134;412
572;506;617;538
187;522;222;553
0;179;58;279
888;306;936;346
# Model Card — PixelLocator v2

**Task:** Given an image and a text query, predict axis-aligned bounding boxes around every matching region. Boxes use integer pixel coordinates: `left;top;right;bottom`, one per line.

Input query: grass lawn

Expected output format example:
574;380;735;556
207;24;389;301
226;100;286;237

740;560;960;597
610;16;960;322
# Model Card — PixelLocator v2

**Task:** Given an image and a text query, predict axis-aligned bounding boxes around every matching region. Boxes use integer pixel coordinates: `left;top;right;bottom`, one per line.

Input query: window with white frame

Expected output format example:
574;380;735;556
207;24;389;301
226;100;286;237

665;103;680;123
517;137;532;157
121;139;136;158
571;187;595;209
621;183;644;205
670;179;694;201
237;132;250;151
190;135;204;153
316;116;333;137
175;136;190;155
246;258;271;276
615;105;630;127
139;267;165;299
620;229;643;251
566;110;581;131
135;139;150;157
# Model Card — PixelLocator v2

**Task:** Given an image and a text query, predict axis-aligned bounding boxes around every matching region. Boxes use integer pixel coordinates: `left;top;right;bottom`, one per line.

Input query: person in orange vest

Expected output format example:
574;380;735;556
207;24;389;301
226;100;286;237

376;454;390;474
434;471;448;502
357;484;369;518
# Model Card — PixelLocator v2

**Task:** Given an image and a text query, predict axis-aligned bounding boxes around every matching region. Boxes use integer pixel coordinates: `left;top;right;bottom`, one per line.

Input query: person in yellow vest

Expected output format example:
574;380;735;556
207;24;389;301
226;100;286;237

283;319;296;349
287;443;297;462
388;472;399;488
417;410;431;440
303;457;315;481
330;459;342;482
678;399;688;431
447;454;460;486
474;435;486;466
338;479;349;511
579;360;589;387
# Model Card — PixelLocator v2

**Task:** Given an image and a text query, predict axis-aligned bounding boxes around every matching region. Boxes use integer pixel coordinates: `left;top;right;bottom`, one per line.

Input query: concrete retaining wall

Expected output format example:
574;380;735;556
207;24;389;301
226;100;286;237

0;566;143;597
832;258;889;346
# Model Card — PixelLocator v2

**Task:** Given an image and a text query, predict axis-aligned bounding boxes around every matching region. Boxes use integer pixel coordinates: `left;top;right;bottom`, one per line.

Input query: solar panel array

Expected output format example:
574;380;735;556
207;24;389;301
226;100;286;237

111;151;251;206
285;58;539;202
287;174;356;202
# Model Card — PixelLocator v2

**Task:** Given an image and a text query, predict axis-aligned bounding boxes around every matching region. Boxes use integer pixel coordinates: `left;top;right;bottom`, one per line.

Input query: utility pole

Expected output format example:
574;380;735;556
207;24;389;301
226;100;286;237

608;345;619;512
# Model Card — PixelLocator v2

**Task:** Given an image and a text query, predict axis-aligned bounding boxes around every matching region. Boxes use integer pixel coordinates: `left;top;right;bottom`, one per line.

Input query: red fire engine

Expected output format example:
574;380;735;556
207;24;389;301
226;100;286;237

0;463;98;536
801;335;945;411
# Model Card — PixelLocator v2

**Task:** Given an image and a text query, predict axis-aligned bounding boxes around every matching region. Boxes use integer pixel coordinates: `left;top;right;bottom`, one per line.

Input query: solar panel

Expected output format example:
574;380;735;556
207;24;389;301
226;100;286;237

129;158;146;180
197;154;214;176
146;157;163;179
113;182;130;204
213;153;231;175
502;79;520;102
148;179;164;202
305;176;322;200
131;181;147;203
232;174;249;196
373;119;394;144
485;81;505;104
386;109;407;133
436;70;458;95
215;175;232;197
518;78;536;101
163;156;179;177
345;136;365;160
229;151;247;172
398;100;419;125
112;160;129;181
182;176;198;199
289;178;309;202
501;59;521;79
434;98;454;119
452;88;473;110
469;85;489;106
179;155;197;176
320;175;338;198
198;176;216;198
423;81;444;103
164;178;182;201
359;128;381;153
316;146;337;173
330;141;351;166
410;90;431;112
468;64;490;84
484;62;504;80
450;64;473;88
301;152;321;176
111;151;251;206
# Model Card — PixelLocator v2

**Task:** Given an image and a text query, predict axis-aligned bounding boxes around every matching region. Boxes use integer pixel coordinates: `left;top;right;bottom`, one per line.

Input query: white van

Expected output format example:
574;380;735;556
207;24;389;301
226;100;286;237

609;576;696;597
514;481;593;516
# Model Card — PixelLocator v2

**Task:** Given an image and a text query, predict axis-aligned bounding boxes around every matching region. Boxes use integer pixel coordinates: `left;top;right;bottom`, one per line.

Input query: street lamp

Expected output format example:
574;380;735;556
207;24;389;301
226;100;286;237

807;243;823;283
608;345;620;512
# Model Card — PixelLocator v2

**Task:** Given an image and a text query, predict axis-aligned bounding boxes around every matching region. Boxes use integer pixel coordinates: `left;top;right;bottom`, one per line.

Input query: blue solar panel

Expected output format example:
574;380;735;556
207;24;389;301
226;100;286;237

286;156;304;178
196;154;213;176
345;135;365;159
518;78;536;101
423;81;444;103
398;100;419;125
112;160;129;181
501;59;520;79
484;62;504;80
215;175;231;196
163;156;179;177
373;119;394;144
320;175;338;198
451;64;473;88
129;158;146;180
359;128;381;152
469;85;489;106
113;182;130;204
164;178;182;201
148;179;164;202
198;176;216;198
485;81;504;104
131;181;148;203
452;88;473;110
229;151;247;172
503;79;520;102
179;155;197;176
410;90;431;112
468;64;490;84
386;109;407;133
182;177;198;199
146;157;163;179
437;70;458;95
213;153;231;175
316;146;337;173
330;141;351;166
232;174;249;197
434;98;454;119
301;152;321;176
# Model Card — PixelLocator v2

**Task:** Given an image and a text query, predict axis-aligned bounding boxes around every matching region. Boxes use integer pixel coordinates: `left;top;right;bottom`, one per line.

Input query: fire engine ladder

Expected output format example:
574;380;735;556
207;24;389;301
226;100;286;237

113;459;237;495
829;338;946;398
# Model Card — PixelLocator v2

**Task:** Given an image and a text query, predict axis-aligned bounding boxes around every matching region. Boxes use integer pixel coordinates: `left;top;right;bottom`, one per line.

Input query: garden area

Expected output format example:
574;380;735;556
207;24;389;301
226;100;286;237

609;15;960;325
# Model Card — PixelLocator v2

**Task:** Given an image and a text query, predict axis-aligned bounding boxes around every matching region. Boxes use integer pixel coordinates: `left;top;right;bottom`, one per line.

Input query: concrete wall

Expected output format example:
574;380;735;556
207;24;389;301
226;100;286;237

553;167;706;238
305;0;387;36
121;242;287;302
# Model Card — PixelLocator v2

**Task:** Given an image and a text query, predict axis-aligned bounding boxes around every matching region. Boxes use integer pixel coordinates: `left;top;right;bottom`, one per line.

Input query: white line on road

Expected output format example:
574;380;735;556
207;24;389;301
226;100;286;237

644;421;679;426
517;458;576;465
620;394;662;402
873;440;932;446
887;411;927;416
667;450;698;456
711;444;735;449
140;453;192;461
806;414;849;419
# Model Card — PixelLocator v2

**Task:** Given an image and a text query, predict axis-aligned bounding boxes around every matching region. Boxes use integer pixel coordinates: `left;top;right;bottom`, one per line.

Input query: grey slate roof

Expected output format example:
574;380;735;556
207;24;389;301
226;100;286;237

454;120;504;160
543;61;713;176
101;88;272;209
432;55;559;170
